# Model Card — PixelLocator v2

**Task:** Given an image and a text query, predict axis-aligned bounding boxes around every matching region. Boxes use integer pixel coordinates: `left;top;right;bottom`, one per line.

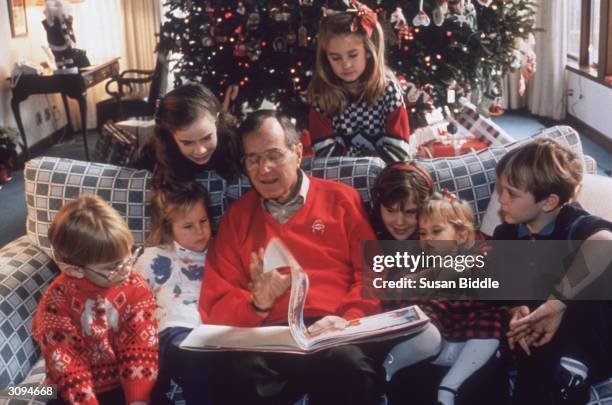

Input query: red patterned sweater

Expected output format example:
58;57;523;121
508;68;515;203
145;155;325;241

32;272;158;405
199;176;381;327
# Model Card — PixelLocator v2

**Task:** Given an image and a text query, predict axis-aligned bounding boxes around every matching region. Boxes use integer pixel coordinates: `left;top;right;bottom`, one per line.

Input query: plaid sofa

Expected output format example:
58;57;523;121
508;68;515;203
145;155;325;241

1;126;610;404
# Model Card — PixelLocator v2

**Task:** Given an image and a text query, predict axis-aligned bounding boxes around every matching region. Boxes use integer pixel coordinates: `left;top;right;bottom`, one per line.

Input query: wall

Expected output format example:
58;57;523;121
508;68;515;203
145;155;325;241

566;70;612;140
0;4;66;152
0;0;129;153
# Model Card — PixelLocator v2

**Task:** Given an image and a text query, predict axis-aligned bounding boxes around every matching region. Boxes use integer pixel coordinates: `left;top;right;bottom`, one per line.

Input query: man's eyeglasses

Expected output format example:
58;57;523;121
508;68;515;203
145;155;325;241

242;148;291;170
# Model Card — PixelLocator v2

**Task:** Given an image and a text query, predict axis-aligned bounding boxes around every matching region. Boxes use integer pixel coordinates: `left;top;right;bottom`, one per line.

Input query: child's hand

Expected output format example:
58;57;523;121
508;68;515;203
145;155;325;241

510;300;567;348
307;315;347;337
507;305;533;355
222;84;239;112
249;249;291;312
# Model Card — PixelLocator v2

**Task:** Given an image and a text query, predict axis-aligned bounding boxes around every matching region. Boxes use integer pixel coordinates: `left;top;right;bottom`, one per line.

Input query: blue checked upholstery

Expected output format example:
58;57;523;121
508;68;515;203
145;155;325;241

226;156;385;208
24;157;227;256
0;236;57;390
416;125;589;225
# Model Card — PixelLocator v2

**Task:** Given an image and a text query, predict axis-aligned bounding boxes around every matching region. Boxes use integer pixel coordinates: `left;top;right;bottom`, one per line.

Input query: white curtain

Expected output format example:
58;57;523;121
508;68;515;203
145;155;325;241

500;71;527;110
66;0;127;128
500;0;567;120
63;0;161;129
123;0;162;71
526;0;568;120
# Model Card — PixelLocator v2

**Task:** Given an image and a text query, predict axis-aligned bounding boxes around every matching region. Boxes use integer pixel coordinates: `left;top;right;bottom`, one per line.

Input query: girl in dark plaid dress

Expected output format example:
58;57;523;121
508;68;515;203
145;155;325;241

382;192;507;405
305;3;411;163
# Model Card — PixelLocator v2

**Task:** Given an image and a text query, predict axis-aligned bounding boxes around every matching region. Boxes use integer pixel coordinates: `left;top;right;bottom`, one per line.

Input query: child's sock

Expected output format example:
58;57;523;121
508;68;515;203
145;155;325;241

383;323;441;381
436;339;499;405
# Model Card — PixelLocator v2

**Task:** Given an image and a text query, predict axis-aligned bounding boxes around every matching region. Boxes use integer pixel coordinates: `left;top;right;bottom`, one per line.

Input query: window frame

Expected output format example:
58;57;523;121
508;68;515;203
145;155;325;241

568;0;612;84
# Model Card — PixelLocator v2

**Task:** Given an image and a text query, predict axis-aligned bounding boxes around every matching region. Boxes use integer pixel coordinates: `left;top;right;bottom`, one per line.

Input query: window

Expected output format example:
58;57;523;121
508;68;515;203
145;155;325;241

589;0;600;66
567;0;582;61
567;0;611;81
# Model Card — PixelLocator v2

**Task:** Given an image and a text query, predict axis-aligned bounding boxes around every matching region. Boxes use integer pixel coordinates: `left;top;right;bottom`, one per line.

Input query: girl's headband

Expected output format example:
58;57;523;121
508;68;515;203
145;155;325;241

390;162;434;189
349;0;377;38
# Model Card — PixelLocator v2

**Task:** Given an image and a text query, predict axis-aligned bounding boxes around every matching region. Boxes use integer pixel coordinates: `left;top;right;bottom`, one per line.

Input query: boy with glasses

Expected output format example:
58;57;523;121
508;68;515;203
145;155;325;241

33;195;158;405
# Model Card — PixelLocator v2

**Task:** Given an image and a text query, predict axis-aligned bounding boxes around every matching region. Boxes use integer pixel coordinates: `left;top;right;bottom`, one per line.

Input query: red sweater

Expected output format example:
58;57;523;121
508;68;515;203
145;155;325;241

32;272;158;405
199;176;381;327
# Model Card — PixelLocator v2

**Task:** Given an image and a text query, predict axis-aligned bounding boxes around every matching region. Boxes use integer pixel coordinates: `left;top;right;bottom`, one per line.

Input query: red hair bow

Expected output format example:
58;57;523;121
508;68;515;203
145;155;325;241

350;0;377;38
441;187;457;201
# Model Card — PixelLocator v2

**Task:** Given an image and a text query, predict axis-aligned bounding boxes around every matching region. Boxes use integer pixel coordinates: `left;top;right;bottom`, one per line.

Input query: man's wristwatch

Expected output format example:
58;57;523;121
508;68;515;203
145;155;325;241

251;297;272;314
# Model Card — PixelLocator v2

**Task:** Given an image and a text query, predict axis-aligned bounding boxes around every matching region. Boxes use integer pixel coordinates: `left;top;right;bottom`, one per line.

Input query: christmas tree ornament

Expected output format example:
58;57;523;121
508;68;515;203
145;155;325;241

287;31;297;45
246;12;261;31
247;41;262;61
514;35;536;96
390;7;405;29
234;43;247;57
236;2;246;15
433;1;449;26
413;0;431;27
202;37;214;47
448;0;465;15
477;0;493;6
273;37;287;52
270;7;291;22
298;25;308;46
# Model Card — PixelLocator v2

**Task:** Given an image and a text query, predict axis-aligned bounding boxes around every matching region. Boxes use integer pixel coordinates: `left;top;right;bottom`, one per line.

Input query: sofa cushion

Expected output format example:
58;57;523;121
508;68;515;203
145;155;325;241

24;157;226;255
0;236;56;389
480;173;612;236
416;125;586;225
226;156;386;207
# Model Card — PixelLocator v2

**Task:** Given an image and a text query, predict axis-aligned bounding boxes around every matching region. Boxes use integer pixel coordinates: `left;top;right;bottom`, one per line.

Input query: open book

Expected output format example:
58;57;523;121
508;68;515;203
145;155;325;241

180;238;429;354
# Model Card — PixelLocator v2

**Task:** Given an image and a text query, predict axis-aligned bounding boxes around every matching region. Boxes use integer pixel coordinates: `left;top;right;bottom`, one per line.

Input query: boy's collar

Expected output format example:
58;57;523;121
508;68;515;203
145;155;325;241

518;213;558;239
518;217;557;239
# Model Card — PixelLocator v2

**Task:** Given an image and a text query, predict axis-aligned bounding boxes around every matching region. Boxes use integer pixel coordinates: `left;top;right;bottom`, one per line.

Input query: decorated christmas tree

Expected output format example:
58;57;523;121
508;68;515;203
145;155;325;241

160;0;536;127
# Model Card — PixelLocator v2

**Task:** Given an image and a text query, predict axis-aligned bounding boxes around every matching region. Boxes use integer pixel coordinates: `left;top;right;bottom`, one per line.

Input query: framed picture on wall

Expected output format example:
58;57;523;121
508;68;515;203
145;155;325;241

7;0;28;37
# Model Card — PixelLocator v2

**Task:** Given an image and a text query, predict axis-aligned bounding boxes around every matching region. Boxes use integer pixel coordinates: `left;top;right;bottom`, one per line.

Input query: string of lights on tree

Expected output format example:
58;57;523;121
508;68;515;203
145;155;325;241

159;0;537;126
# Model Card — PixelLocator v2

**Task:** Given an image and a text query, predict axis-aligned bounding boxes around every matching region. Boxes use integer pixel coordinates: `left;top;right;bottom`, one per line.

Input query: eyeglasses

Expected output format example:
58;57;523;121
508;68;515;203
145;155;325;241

53;246;143;282
242;148;291;170
84;246;143;281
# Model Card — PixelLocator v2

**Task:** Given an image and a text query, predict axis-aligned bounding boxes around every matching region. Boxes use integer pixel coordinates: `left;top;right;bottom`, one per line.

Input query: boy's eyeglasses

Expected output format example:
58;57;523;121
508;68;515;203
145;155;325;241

53;246;143;281
84;246;143;281
242;148;291;170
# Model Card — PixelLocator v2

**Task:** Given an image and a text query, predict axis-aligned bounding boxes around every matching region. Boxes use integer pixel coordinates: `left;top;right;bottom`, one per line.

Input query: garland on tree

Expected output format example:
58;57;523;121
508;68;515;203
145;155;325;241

160;0;536;126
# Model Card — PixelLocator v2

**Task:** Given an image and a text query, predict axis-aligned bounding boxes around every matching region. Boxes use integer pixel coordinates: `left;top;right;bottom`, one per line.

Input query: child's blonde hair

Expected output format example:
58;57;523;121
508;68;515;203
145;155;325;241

496;138;583;205
49;195;133;267
421;192;476;240
147;182;210;247
306;9;392;117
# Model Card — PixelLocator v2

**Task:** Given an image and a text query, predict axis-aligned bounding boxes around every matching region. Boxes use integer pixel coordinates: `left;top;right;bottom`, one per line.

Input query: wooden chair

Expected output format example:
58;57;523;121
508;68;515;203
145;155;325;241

96;48;168;129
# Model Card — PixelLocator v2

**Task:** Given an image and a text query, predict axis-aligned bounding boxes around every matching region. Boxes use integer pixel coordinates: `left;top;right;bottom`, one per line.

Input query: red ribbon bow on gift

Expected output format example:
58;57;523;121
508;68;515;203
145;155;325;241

350;0;377;38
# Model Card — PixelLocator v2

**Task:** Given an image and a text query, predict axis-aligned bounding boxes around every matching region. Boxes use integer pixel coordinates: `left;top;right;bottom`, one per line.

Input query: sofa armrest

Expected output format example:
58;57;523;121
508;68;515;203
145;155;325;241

0;236;58;389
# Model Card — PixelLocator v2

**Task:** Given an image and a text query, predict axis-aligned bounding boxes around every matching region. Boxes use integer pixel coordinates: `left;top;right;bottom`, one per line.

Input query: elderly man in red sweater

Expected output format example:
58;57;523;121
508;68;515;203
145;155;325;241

199;109;383;405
